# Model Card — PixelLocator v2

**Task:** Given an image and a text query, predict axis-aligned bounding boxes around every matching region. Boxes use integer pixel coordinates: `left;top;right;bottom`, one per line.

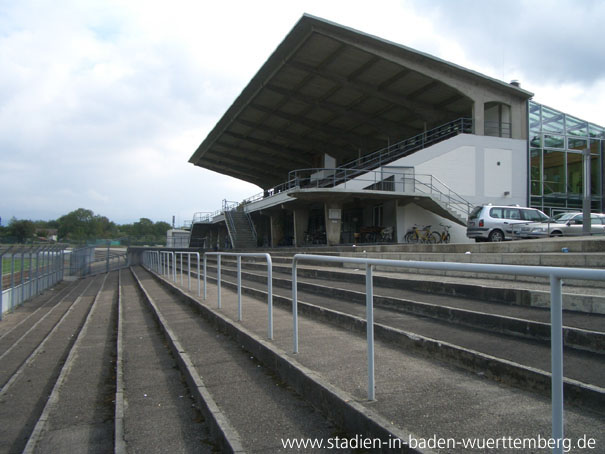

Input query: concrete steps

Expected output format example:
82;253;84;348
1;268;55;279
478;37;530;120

149;266;605;453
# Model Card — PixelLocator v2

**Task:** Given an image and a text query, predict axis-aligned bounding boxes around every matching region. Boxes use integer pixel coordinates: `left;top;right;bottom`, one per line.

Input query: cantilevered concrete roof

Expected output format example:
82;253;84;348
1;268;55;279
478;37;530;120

190;14;532;189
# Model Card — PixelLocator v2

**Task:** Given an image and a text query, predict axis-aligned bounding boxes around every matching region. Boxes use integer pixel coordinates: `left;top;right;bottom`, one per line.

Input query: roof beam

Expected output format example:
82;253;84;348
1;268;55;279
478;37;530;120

217;135;310;167
201;154;281;184
288;60;453;123
235;118;349;157
265;83;414;138
249;102;372;149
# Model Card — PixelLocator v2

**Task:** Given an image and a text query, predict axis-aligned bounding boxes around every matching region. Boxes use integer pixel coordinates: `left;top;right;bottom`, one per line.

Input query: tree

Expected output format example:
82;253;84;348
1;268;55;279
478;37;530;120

57;208;94;241
8;218;36;243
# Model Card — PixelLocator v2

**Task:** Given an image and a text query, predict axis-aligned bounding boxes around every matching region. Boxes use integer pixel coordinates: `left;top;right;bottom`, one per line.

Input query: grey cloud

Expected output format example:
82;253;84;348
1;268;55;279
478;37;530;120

419;0;605;85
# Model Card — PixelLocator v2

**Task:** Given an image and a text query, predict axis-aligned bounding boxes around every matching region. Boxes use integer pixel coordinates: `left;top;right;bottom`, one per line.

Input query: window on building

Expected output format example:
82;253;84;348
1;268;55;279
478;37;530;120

373;205;383;227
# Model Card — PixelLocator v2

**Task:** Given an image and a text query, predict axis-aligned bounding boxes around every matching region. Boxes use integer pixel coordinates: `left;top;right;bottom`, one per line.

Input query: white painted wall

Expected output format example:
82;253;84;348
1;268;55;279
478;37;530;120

388;134;527;207
396;203;471;244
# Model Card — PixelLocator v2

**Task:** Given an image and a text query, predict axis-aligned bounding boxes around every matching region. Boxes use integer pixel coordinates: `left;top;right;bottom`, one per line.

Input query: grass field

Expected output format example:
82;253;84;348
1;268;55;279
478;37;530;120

2;258;36;275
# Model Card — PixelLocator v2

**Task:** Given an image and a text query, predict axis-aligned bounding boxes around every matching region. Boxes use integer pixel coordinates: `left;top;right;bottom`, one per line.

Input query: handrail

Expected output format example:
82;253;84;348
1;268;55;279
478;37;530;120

291;254;605;453
204;252;273;340
195;117;473;221
286;168;473;218
224;210;237;245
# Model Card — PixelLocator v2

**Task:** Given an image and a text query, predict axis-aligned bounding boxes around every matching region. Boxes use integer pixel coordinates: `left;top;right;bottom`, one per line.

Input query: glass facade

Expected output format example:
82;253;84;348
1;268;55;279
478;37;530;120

528;101;604;215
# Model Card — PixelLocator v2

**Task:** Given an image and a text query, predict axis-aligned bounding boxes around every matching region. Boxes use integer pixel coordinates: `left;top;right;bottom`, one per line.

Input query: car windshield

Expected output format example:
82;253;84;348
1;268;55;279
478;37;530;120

555;213;577;222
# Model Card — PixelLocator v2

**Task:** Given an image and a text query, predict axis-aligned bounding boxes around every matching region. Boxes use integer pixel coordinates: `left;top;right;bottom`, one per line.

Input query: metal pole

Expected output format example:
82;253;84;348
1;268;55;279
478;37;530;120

366;263;375;401
203;254;207;300
267;254;273;340
20;249;25;305
35;248;41;295
292;259;299;354
10;250;16;311
217;255;221;309
172;252;176;282
180;253;183;285
237;256;242;321
106;241;110;273
196;253;201;297
0;251;4;320
582;148;591;235
188;254;191;290
28;249;34;300
550;275;564;454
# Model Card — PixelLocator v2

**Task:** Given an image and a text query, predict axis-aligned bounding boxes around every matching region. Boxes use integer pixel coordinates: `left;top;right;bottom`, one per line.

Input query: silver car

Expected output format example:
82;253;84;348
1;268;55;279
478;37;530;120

466;205;549;242
519;212;605;238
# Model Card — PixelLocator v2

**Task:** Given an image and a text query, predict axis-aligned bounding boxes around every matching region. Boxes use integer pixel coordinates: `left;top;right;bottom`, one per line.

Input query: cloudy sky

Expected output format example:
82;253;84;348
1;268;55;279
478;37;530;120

1;0;604;226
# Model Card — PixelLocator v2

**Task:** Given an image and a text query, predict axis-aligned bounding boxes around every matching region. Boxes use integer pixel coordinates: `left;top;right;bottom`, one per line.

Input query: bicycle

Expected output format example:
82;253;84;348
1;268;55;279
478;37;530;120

404;224;440;244
434;223;451;244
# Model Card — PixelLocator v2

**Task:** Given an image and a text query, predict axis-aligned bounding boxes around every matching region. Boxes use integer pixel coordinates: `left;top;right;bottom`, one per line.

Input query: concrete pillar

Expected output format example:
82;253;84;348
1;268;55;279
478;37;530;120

473;99;485;136
270;215;284;248
293;208;310;247
324;202;342;246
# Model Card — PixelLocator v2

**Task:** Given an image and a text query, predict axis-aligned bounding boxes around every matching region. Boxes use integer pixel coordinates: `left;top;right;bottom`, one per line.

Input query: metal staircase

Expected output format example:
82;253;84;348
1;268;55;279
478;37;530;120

225;209;257;249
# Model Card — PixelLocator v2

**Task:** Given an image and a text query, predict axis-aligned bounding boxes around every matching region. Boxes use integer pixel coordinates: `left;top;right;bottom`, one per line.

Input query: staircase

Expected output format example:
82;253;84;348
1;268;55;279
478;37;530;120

225;209;257;249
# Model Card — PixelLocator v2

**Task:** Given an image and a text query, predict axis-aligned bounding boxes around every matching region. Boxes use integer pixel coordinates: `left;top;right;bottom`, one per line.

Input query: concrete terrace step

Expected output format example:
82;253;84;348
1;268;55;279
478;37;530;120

206;255;605;314
118;269;215;453
131;266;353;453
204;262;605;353
0;274;106;453
200;262;605;396
148;266;605;453
25;272;118;454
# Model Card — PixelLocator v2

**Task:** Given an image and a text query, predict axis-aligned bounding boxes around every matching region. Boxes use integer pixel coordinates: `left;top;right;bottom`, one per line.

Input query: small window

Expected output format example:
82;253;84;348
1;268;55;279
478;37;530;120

504;208;520;220
489;208;504;219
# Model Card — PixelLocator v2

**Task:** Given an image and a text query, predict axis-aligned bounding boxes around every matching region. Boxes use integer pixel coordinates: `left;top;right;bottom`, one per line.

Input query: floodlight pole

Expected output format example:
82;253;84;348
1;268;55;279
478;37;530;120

582;148;591;235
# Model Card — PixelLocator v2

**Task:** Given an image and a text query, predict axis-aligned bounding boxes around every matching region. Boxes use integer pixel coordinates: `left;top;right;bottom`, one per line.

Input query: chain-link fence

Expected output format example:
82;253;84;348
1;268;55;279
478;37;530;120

65;244;129;278
0;245;65;319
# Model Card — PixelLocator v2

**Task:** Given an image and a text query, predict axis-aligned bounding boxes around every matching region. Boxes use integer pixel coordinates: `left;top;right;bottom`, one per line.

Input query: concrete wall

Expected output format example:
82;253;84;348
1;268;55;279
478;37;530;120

388;134;527;207
396;203;471;244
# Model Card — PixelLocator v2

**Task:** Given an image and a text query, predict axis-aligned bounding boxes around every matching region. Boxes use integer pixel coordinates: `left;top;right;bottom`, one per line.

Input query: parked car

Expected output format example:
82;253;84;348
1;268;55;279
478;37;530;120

517;212;605;238
466;204;549;242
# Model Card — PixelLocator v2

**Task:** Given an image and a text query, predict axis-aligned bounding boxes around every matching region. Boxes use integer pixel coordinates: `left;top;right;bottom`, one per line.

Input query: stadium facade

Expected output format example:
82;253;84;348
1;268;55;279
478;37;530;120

187;14;604;248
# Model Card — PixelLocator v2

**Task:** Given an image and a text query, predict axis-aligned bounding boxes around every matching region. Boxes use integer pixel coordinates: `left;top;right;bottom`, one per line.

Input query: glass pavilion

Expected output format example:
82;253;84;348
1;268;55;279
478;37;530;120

529;100;604;215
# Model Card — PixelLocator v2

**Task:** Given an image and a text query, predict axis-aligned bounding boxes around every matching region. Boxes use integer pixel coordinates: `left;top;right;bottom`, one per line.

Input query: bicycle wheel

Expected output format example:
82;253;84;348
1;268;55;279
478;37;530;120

428;232;440;244
405;232;418;243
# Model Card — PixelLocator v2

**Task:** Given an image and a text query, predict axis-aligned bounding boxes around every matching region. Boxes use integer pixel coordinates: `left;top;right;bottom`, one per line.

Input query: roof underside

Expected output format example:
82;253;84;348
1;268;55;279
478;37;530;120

190;15;531;189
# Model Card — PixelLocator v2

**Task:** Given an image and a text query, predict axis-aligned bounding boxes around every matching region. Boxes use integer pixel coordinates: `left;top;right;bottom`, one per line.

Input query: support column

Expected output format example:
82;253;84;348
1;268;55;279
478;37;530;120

324;201;342;246
293;208;310;247
270;215;284;248
473;98;485;136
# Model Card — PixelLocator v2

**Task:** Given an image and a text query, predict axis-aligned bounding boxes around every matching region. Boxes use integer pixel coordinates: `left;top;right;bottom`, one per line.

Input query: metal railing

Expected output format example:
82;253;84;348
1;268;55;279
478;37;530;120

194;117;474;224
290;254;605;454
1;245;65;319
287;168;473;219
204;252;273;339
143;250;201;297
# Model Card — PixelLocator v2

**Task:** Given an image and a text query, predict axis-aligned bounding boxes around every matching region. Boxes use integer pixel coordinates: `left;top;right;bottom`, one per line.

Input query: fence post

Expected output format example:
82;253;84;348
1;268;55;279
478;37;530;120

203;253;207;300
20;249;25;305
217;255;222;309
0;250;4;320
550;275;564;454
196;252;201;297
10;249;16;311
366;263;375;401
292;258;299;354
266;254;273;340
237;256;242;321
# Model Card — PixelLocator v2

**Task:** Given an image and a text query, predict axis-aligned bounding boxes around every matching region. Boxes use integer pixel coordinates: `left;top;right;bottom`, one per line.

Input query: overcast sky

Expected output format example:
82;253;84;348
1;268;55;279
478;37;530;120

1;0;604;226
